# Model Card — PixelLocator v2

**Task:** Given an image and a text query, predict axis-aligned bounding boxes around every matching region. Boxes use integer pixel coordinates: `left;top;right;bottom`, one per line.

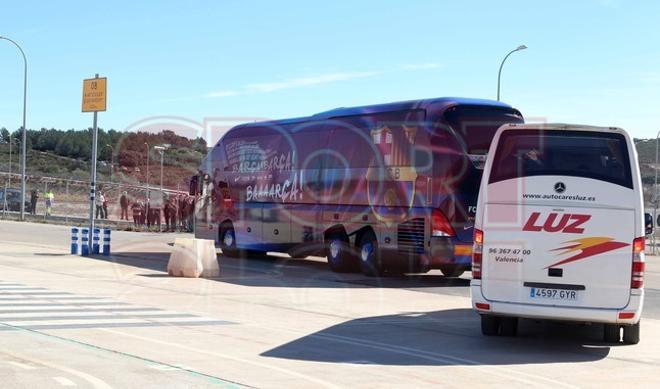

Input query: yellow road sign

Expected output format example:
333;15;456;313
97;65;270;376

82;77;107;112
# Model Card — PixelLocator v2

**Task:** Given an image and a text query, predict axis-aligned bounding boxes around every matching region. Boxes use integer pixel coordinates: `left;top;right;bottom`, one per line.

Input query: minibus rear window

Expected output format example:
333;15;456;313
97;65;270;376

489;130;633;189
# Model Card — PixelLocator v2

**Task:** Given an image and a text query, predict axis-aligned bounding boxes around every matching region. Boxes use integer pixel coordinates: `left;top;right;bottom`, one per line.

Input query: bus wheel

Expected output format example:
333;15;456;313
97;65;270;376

623;322;640;344
439;265;465;278
326;232;355;273
481;315;500;336
358;230;383;277
220;224;239;258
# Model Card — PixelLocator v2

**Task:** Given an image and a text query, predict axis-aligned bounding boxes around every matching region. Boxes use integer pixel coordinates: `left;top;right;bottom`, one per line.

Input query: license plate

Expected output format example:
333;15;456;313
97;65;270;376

529;287;578;301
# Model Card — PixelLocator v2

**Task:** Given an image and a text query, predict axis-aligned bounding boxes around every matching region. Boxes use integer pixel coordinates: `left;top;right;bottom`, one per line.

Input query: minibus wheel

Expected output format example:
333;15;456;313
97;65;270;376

623;322;640;344
603;324;621;343
481;315;500;336
439;265;465;278
358;230;383;277
326;232;355;273
220;224;239;257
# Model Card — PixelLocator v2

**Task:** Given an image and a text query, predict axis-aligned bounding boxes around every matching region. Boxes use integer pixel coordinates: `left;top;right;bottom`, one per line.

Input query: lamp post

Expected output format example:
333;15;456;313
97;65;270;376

0;36;28;220
154;144;170;193
144;142;149;199
497;44;527;101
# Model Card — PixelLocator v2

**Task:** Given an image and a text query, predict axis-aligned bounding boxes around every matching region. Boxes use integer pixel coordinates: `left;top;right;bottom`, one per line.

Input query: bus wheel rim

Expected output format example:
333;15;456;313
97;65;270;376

329;240;341;259
361;242;372;262
224;231;234;247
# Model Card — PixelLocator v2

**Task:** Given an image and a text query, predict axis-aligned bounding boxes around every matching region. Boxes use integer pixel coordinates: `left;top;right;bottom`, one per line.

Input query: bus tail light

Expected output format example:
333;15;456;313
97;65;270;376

631;236;645;289
431;209;455;237
472;229;483;279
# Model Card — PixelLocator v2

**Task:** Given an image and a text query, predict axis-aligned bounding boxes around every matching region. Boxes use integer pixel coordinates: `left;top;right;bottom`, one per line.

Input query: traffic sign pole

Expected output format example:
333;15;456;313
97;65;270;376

88;96;98;248
82;73;106;252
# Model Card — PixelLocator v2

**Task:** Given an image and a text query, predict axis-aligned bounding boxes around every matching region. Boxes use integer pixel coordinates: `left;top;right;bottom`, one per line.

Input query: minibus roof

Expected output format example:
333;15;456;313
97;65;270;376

498;123;626;135
231;97;516;129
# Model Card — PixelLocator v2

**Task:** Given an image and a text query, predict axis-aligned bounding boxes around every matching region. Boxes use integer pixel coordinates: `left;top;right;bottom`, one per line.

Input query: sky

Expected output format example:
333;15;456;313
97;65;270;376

1;0;659;143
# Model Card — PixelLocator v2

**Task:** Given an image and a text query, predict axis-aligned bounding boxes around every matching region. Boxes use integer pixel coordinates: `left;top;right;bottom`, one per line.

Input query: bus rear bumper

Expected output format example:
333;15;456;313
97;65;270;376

470;280;643;325
429;238;472;267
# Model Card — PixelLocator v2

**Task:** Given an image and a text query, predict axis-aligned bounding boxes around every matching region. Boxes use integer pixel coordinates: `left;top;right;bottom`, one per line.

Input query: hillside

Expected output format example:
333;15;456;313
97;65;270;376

0;128;206;189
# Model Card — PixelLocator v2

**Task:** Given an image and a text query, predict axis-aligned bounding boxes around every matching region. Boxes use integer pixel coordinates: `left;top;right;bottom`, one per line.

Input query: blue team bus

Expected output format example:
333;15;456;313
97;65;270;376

193;97;524;277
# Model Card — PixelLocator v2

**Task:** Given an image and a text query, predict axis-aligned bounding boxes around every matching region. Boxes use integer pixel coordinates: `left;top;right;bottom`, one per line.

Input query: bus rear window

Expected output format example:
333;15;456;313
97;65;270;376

489;130;633;189
443;106;524;155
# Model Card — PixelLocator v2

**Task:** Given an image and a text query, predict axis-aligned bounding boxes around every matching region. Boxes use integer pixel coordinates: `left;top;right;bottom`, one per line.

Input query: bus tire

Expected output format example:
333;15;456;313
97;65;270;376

439;265;465;278
326;231;356;273
481;315;500;336
604;324;621;343
499;317;518;336
358;230;383;277
623;322;640;344
219;224;240;258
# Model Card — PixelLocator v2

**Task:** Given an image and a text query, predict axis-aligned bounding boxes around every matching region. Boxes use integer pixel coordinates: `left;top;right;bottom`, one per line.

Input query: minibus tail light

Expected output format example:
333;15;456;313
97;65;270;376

631;236;645;289
472;229;483;279
431;209;455;237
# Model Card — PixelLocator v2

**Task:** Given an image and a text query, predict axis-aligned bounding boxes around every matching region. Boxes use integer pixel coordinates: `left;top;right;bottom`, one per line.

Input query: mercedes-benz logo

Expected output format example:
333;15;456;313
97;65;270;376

554;182;566;194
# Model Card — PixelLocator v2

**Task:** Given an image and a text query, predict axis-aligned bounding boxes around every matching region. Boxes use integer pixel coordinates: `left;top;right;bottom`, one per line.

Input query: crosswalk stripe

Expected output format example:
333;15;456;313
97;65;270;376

0;307;163;314
0;281;233;331
0;302;130;307
0;296;105;301
0;291;74;295
0;320;230;331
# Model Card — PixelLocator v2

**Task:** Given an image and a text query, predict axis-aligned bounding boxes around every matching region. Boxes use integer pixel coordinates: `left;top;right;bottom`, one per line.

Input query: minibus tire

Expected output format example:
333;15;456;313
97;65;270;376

481;315;500;336
623;322;640;344
439;265;465;278
603;324;621;343
499;317;518;336
326;232;355;273
358;230;383;277
220;224;240;258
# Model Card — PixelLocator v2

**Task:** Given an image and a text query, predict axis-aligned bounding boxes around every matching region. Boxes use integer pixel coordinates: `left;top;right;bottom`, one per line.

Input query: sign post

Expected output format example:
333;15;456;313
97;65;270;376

82;75;107;254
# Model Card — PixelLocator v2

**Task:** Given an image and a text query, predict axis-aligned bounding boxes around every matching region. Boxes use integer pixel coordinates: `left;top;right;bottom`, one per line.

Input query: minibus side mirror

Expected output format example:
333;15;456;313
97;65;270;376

645;213;654;236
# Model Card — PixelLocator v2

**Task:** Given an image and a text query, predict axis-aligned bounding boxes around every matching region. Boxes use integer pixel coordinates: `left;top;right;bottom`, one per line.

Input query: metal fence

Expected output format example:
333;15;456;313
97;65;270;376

0;172;193;232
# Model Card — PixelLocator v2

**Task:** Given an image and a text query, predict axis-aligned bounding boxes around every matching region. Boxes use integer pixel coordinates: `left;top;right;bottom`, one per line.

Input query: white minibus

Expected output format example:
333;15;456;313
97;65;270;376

471;124;644;344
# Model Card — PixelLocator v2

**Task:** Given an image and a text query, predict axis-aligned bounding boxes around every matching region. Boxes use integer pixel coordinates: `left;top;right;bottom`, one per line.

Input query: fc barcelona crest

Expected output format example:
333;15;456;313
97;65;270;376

367;125;420;224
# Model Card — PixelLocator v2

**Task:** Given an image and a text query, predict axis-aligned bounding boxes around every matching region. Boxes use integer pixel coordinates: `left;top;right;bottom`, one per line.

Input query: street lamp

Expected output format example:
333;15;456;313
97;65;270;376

497;44;527;101
154;144;170;193
0;36;28;220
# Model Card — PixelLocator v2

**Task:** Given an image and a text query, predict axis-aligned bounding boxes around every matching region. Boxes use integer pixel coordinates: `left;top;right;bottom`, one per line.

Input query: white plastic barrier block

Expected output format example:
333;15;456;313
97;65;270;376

167;238;219;278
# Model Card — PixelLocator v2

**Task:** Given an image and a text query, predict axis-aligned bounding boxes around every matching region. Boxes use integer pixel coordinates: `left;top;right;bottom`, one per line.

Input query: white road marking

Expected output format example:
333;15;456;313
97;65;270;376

102;328;340;389
4;351;111;389
53;376;76;386
8;361;36;370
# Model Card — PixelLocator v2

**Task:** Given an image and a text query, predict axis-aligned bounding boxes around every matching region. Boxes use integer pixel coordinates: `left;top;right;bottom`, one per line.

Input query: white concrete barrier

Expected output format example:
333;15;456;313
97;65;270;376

167;238;219;278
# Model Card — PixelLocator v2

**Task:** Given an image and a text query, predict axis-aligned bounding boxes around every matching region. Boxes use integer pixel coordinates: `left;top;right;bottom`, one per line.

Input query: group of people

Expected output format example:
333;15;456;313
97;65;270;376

29;189;55;216
127;193;195;232
27;187;195;232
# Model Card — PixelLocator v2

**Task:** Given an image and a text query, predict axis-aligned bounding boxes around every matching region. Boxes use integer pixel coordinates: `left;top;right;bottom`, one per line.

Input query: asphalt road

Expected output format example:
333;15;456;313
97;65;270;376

0;220;658;388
